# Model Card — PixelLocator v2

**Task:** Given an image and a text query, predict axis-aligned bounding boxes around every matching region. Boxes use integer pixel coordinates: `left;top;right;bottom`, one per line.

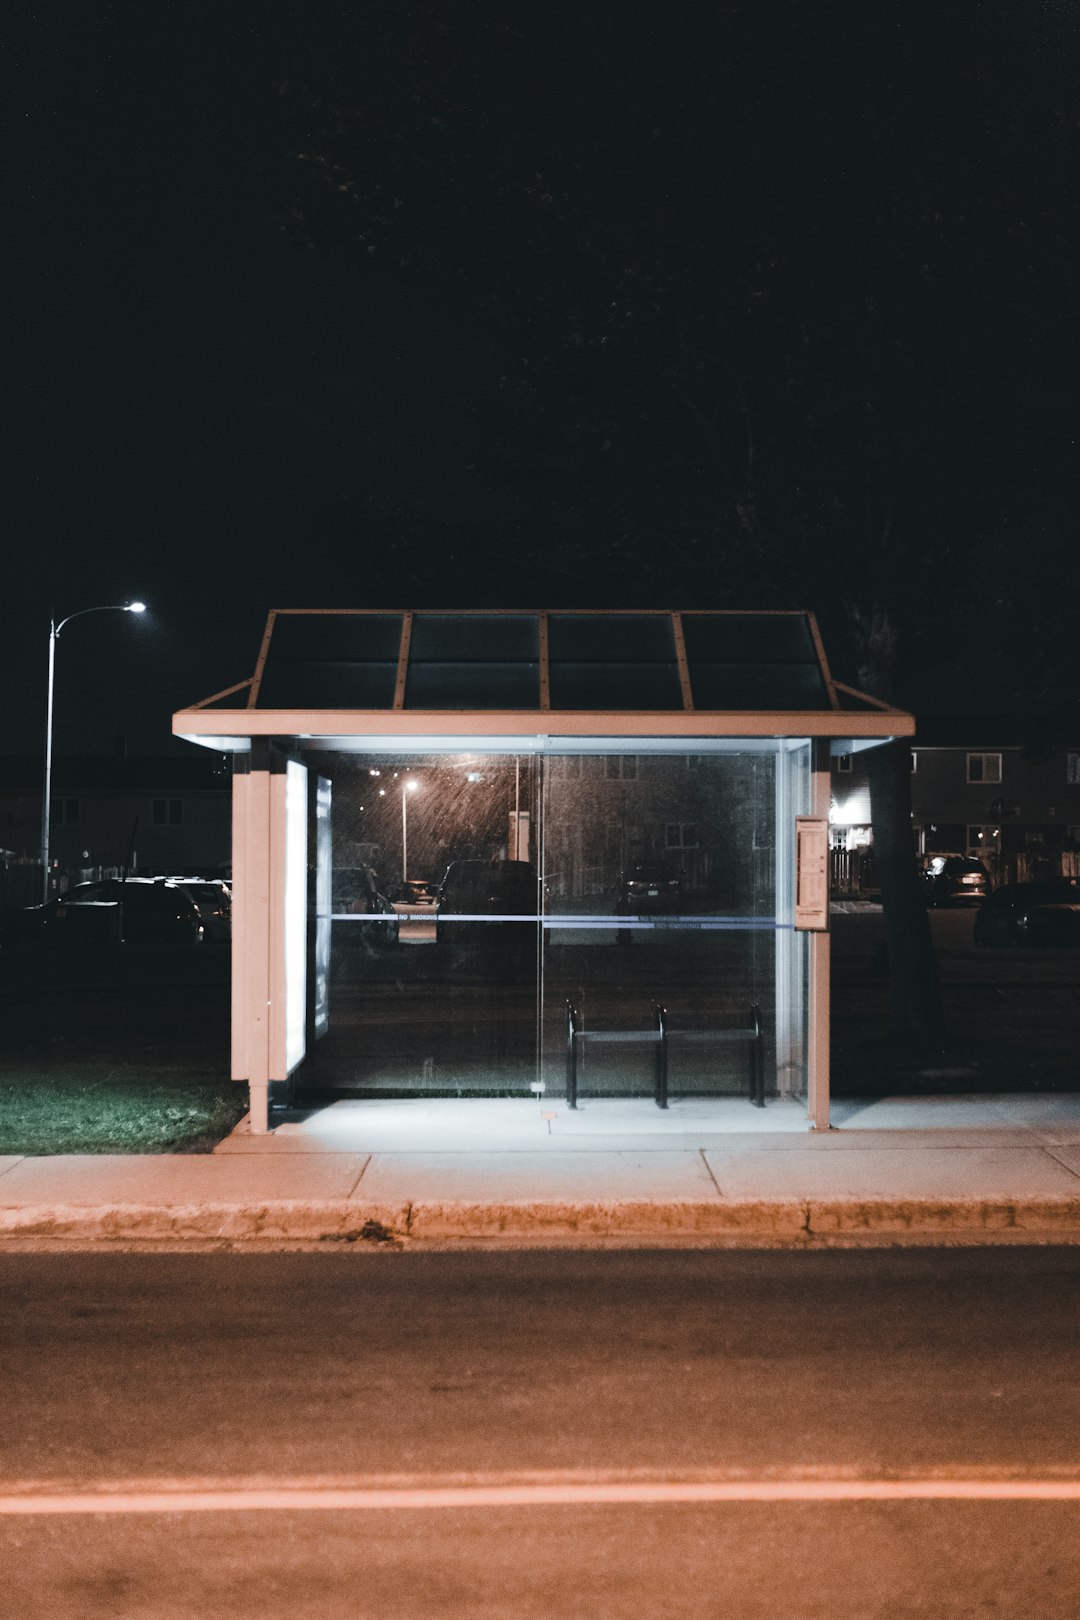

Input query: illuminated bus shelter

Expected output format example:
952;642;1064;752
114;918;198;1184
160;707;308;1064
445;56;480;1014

173;610;913;1134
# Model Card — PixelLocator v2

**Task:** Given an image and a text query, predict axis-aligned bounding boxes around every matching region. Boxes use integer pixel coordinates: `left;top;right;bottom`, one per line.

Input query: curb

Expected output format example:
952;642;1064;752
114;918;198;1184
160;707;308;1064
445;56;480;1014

4;1196;1080;1246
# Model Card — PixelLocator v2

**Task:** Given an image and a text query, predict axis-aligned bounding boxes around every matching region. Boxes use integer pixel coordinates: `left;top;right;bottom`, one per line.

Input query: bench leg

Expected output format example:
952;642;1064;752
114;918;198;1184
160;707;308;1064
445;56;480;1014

566;1004;578;1109
750;1037;765;1107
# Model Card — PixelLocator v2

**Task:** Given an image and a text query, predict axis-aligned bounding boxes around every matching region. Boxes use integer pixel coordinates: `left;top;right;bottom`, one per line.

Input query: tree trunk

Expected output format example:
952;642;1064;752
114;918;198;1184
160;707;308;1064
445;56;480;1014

866;739;944;1046
852;603;944;1048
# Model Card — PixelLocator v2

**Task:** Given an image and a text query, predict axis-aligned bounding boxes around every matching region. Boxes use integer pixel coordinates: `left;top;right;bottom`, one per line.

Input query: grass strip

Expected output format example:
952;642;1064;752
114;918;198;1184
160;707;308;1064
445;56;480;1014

0;1070;247;1156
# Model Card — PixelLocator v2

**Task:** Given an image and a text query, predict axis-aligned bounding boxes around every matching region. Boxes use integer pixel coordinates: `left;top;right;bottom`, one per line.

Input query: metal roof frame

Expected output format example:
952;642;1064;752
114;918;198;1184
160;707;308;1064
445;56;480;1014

173;608;913;749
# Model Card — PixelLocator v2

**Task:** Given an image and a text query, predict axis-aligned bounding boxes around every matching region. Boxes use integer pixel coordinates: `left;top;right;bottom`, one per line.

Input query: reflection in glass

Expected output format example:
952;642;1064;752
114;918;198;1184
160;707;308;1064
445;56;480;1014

539;752;781;1099
296;744;808;1108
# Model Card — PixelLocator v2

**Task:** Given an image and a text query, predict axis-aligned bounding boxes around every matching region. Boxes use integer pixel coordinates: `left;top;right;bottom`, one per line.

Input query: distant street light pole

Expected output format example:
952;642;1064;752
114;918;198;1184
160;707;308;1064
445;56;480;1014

402;779;419;885
40;601;147;903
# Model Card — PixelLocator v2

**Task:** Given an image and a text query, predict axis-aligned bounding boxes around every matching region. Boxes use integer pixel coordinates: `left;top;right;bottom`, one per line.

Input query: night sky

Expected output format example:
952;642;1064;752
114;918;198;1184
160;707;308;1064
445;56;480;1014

5;2;1079;755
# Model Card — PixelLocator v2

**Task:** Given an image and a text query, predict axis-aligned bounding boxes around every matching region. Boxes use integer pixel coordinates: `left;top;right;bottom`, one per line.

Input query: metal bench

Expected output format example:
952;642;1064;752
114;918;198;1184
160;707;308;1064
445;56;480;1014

566;1000;764;1110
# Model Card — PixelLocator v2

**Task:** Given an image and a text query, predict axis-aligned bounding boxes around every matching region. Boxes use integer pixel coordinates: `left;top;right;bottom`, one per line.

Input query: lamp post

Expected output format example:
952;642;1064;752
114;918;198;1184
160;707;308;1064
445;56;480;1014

41;601;147;903
401;778;419;885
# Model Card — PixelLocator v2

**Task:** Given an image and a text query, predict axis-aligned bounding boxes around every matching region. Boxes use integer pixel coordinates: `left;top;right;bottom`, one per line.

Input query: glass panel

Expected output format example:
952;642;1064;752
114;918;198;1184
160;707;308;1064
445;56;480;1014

774;742;811;1100
298;752;541;1096
292;739;810;1114
313;777;332;1040
539;750;788;1102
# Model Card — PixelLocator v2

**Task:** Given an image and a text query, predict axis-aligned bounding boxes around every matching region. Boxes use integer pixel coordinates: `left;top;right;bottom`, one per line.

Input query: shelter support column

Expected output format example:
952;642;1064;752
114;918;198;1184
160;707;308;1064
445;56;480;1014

230;750;307;1134
807;740;831;1130
231;758;272;1133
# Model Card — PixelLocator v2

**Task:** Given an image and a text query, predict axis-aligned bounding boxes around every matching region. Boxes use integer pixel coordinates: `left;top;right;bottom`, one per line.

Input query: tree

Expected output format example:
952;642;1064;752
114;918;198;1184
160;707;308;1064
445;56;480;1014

273;0;1080;1044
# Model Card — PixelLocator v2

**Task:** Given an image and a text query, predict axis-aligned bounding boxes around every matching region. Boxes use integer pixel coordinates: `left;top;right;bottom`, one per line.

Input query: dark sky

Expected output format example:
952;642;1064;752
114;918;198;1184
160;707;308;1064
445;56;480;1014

5;2;1079;754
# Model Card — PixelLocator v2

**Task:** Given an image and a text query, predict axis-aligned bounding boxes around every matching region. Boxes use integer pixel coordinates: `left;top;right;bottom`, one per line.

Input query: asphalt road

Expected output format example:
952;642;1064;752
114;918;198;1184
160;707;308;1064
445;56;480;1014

4;1248;1080;1618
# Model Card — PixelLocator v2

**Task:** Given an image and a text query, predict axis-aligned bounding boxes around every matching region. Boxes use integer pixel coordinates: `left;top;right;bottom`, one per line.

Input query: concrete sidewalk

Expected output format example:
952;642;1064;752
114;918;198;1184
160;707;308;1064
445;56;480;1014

4;1094;1080;1248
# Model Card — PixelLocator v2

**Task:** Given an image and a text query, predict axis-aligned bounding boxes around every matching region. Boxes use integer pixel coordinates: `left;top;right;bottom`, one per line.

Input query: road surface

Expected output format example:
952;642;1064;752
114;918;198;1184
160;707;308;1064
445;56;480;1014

3;1247;1080;1617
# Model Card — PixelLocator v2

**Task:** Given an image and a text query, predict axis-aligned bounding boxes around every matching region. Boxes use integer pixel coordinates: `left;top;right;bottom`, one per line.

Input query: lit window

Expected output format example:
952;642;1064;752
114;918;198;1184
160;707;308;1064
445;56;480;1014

966;753;1001;785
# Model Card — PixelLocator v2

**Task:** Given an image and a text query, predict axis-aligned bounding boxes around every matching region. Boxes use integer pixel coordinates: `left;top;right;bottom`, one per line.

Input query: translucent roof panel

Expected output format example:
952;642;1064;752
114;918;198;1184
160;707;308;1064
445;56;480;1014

681;613;829;709
548;614;683;710
409;614;539;662
255;613;403;709
405;614;540;709
688;662;829;710
257;659;399;710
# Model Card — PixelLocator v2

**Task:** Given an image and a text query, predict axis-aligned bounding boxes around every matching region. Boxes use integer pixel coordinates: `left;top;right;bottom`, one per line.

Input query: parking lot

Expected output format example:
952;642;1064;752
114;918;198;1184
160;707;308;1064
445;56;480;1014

830;904;1080;1093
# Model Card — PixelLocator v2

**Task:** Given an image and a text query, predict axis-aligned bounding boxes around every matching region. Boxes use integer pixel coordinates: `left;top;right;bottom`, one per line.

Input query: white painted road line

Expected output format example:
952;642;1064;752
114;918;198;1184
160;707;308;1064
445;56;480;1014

5;1475;1080;1514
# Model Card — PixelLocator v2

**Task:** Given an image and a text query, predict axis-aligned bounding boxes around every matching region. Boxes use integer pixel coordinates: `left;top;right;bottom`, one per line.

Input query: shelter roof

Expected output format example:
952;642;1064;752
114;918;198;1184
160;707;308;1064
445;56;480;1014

174;609;913;748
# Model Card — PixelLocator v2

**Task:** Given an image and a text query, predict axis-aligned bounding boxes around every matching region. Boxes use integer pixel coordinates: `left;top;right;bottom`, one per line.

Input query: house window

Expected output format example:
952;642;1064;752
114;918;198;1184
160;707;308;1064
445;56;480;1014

966;753;1001;785
153;798;184;825
666;822;698;848
836;755;853;774
1068;754;1080;785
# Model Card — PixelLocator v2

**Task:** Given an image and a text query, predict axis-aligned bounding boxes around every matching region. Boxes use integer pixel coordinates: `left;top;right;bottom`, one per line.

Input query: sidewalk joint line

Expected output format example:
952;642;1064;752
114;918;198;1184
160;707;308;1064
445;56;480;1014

699;1148;724;1200
1040;1145;1080;1185
345;1155;373;1197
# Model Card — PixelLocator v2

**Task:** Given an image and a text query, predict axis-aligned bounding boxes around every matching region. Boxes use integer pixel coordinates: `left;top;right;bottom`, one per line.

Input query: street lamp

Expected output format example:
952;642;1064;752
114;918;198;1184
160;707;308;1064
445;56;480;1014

402;778;419;885
40;601;147;902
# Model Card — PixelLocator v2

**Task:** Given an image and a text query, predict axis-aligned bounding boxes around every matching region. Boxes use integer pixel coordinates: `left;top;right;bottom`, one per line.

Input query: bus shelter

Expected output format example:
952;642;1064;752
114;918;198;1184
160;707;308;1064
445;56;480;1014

173;610;913;1134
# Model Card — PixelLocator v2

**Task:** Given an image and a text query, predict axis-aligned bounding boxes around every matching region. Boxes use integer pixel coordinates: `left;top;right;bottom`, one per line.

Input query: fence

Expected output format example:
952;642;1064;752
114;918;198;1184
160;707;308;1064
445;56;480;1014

830;848;877;896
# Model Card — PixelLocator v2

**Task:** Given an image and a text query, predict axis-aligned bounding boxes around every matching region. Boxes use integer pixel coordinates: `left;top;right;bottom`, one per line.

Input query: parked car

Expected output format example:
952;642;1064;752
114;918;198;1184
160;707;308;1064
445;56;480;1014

172;879;232;943
923;854;991;907
332;865;397;950
1;877;205;947
616;862;684;915
974;878;1080;947
396;878;438;907
334;865;394;915
436;859;539;947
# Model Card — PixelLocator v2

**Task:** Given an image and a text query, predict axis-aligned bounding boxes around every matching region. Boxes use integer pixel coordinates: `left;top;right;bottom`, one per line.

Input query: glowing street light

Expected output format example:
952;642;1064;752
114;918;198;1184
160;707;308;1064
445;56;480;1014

402;778;419;883
40;601;147;902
